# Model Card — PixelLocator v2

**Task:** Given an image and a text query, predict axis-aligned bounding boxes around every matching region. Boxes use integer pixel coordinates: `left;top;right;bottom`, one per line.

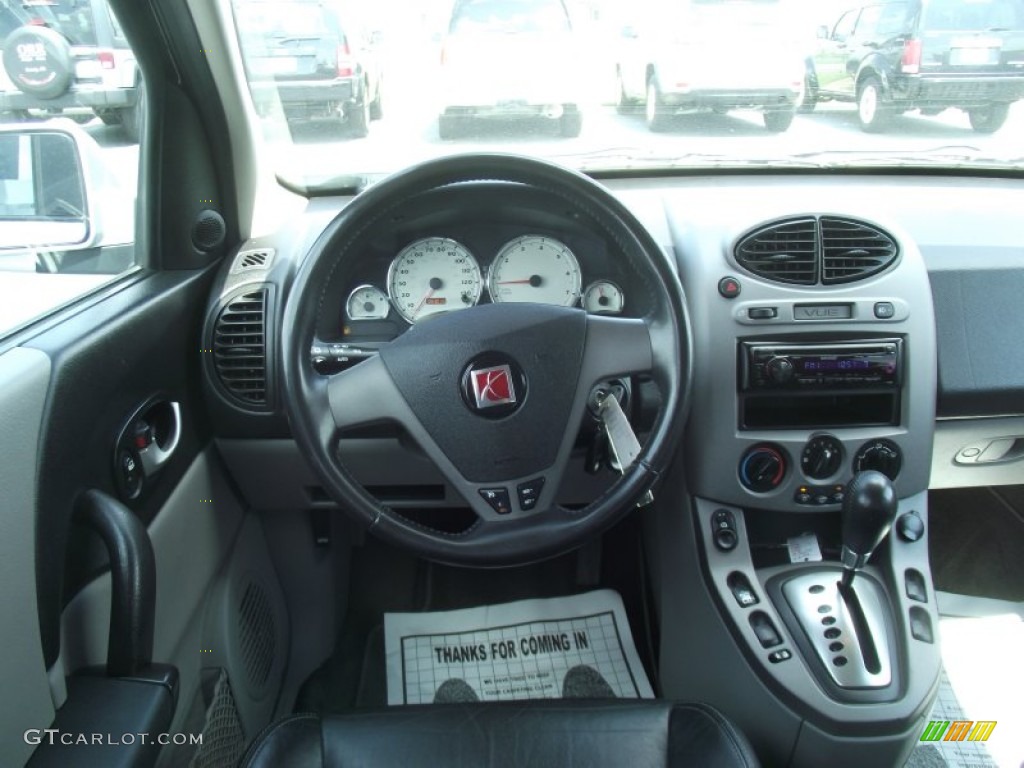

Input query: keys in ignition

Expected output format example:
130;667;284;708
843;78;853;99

596;391;654;507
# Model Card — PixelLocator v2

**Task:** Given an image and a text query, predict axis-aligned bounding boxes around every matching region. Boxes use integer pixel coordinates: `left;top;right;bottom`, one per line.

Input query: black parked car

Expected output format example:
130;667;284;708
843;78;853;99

804;0;1024;132
235;0;383;137
0;0;142;140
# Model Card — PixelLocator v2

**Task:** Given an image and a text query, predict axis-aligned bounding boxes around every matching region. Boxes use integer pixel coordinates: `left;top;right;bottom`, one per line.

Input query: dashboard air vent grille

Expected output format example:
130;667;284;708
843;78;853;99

820;218;898;284
230;248;275;275
214;290;268;406
735;218;818;285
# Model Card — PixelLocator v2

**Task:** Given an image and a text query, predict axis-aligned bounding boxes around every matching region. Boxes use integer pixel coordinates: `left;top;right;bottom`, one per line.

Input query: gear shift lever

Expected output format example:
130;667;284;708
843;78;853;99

840;471;898;590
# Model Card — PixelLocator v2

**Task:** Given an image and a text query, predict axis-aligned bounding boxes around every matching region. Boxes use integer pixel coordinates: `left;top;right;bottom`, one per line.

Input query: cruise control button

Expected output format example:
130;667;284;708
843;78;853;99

516;477;545;511
478;488;512;515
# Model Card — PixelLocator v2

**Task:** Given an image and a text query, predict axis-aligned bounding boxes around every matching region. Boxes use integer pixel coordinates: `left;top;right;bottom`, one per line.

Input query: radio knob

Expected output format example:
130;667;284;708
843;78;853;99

853;439;902;480
766;356;795;384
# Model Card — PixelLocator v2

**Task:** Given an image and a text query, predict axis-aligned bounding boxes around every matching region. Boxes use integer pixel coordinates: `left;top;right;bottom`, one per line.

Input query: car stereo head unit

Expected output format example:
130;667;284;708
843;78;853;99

741;340;901;391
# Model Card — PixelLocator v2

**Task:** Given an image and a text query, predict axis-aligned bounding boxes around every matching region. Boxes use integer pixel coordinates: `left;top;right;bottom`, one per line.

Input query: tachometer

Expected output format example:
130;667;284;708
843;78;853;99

387;237;483;324
487;235;581;307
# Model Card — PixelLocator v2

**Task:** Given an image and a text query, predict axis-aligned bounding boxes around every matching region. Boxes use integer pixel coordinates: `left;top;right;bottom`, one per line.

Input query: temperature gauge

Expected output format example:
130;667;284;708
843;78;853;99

583;280;624;314
346;285;390;321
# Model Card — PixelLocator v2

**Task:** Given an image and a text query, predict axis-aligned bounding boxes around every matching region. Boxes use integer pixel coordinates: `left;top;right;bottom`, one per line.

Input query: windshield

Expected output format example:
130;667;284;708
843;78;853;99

229;0;1024;183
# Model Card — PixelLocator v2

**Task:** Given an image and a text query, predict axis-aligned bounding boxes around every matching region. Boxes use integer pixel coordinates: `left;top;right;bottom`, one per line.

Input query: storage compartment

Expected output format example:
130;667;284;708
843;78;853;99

741;392;899;430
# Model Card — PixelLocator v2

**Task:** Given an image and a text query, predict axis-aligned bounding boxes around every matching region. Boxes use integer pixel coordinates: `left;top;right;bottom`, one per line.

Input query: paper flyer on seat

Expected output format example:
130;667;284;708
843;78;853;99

384;589;654;705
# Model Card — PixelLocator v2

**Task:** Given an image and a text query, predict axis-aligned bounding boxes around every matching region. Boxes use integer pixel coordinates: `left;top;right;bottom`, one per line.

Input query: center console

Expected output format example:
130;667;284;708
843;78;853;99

652;209;942;767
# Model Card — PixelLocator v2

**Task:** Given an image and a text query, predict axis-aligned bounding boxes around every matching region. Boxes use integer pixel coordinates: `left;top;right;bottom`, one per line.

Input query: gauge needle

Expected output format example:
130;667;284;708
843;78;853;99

498;275;543;287
412;288;434;318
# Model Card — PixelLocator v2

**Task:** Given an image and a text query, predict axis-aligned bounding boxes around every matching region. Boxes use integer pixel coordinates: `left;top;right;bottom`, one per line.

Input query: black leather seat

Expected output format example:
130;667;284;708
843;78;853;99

242;700;759;767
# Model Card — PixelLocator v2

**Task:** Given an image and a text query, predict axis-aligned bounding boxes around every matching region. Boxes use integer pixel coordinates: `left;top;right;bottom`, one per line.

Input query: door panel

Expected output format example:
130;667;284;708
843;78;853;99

0;348;56;767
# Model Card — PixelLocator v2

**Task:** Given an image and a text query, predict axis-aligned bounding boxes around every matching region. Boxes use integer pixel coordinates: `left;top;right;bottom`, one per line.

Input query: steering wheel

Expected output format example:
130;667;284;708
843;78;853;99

282;154;691;566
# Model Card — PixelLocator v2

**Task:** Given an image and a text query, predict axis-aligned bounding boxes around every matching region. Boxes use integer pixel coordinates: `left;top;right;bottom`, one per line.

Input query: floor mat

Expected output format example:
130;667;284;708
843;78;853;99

929;487;1024;602
905;613;1024;768
384;589;653;705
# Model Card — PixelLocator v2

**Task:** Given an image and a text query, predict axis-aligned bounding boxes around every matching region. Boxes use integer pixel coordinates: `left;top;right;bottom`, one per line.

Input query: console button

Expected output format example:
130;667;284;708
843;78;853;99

905;569;928;603
516;477;545;511
910;607;934;643
749;611;782;648
768;649;792;663
748;307;777;319
727;572;759;608
478;488;511;515
718;276;742;299
897;511;925;542
712;509;738;551
874;302;896;319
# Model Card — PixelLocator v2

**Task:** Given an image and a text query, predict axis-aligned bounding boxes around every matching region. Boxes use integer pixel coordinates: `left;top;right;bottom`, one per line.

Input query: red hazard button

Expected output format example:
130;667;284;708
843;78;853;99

718;276;742;299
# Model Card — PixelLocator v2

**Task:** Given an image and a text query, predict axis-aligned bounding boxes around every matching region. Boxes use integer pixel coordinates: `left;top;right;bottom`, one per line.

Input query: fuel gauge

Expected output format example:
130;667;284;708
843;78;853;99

346;285;390;321
583;280;624;314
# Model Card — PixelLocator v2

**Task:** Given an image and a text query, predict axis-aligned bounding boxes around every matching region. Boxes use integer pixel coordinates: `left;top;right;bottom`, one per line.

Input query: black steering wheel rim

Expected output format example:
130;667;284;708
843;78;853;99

281;153;692;566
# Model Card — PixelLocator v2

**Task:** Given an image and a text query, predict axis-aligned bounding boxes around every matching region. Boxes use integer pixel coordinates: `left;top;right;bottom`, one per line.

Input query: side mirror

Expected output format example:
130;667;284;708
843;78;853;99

0;120;130;271
370;29;384;46
817;24;830;39
0;124;92;251
621;25;639;40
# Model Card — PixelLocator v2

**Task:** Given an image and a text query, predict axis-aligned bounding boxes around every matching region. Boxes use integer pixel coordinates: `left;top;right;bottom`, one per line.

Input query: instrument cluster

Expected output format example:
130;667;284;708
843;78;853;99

344;234;625;327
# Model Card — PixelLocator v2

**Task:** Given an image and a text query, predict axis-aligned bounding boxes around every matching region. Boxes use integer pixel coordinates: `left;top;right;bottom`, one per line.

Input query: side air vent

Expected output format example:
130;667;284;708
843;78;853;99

734;218;818;285
213;290;268;406
229;248;275;275
820;217;899;284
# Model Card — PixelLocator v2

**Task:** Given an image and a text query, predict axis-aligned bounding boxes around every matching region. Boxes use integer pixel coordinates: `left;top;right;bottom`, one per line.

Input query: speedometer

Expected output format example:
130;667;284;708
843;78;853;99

488;235;581;307
387;237;483;324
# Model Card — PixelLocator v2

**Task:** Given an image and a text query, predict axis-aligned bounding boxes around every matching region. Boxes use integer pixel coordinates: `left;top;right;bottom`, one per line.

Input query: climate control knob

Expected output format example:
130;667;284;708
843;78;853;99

765;356;795;384
740;444;787;493
802;435;843;480
853;439;902;480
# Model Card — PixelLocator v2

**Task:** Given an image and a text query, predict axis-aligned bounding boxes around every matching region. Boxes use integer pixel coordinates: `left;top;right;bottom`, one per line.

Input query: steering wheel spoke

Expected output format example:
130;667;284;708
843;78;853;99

580;315;654;386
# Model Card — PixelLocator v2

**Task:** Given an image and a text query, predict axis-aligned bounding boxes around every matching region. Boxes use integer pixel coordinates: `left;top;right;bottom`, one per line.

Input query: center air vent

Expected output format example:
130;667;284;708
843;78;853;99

213;289;269;407
820;217;899;284
735;218;818;285
735;217;898;286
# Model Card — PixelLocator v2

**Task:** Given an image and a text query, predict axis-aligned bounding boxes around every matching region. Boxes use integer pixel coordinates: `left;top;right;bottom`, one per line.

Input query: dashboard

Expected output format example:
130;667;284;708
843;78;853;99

202;171;1024;515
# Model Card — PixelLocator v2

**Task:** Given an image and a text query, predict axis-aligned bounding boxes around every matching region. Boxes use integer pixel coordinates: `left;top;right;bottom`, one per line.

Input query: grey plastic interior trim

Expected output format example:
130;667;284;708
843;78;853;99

781;571;892;688
694;494;941;725
932;415;1024;488
675;207;936;512
60;448;245;739
0;347;57;768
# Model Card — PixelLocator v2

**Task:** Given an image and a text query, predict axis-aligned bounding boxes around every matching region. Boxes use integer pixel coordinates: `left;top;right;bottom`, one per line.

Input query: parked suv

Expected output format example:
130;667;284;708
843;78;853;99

0;0;142;140
438;0;584;139
615;0;805;132
234;0;383;137
804;0;1024;132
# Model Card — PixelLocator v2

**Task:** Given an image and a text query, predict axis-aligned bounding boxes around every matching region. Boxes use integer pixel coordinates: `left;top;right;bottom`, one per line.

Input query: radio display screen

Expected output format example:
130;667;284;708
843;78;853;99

800;358;872;372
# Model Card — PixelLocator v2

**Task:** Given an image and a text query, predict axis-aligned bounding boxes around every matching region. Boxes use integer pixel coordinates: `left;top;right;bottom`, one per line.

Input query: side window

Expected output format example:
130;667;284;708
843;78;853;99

0;0;140;338
832;9;861;41
875;3;909;37
855;5;882;37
